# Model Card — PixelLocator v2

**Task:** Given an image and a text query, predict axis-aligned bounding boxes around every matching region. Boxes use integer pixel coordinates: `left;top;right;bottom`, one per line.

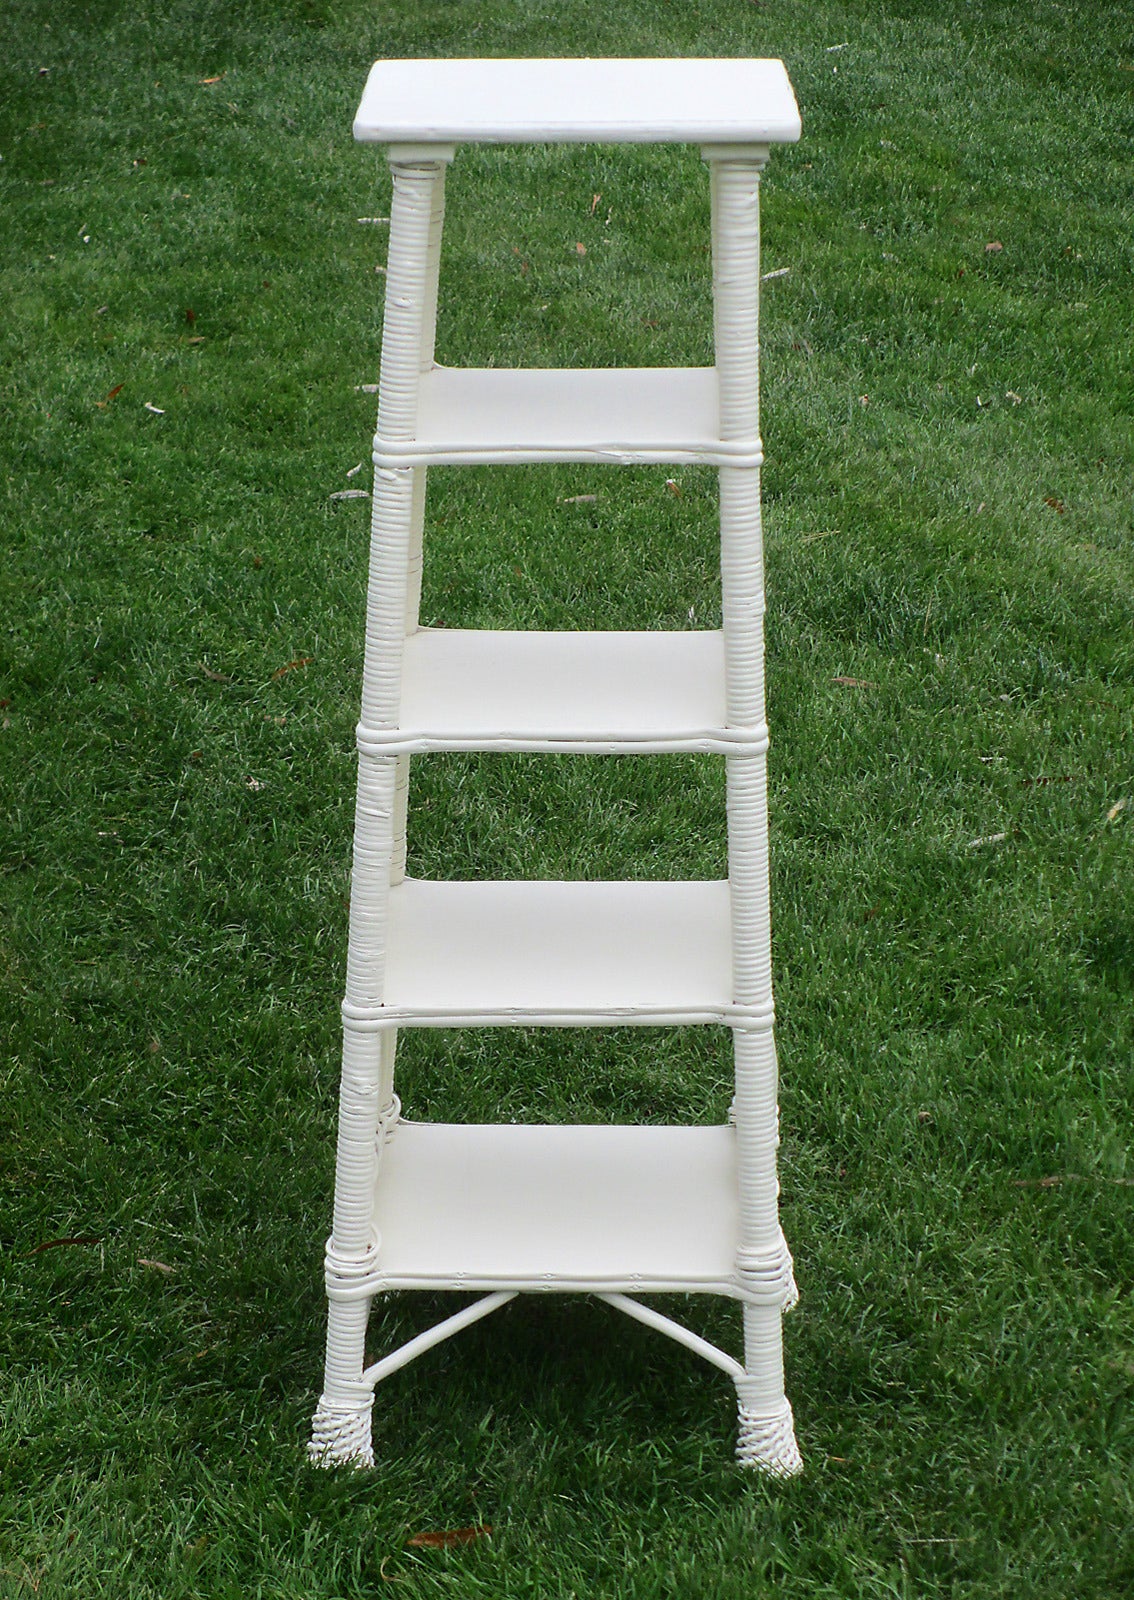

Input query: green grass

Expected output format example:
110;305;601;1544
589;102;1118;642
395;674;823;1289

2;0;1132;1595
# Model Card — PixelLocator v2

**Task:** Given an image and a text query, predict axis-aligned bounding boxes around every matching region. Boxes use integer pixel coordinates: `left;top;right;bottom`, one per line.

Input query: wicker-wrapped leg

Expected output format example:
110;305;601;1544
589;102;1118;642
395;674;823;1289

733;1028;799;1480
308;1016;395;1467
311;148;448;1469
732;1026;802;1477
735;1296;802;1476
707;144;801;1476
310;1297;376;1468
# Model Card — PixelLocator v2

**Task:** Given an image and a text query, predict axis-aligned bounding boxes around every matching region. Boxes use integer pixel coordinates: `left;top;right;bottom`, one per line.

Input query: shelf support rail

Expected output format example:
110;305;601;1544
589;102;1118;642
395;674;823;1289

597;1294;745;1381
355;1291;747;1393
360;1291;518;1390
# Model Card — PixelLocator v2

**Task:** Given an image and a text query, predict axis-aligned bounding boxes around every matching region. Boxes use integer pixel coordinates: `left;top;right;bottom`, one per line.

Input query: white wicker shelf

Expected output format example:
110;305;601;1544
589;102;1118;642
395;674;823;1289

369;1121;742;1295
358;628;751;754
377;878;731;1026
312;57;805;1482
372;367;760;467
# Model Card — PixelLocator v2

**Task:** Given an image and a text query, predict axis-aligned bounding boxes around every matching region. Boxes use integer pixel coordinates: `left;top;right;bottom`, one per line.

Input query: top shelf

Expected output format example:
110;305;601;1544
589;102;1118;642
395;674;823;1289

353;58;801;147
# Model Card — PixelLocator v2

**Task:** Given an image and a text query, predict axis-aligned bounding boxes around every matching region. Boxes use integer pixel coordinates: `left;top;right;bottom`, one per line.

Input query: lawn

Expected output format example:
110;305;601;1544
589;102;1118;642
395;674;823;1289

1;1;1132;1595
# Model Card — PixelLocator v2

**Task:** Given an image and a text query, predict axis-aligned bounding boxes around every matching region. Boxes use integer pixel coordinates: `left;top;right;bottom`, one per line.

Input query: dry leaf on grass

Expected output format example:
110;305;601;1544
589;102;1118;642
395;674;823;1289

831;676;877;689
1044;496;1066;514
984;240;1003;253
329;489;369;501
272;656;313;679
405;1525;492;1550
1106;797;1127;823
198;74;224;85
138;1258;175;1274
197;663;231;683
23;1236;101;1257
94;383;124;409
967;831;1008;848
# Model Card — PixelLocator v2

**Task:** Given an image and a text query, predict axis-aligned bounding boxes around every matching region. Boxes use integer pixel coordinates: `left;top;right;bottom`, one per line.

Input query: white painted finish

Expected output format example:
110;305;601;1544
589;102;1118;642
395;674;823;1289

372;367;760;467
369;1122;743;1295
377;878;732;1026
354;58;801;146
358;628;748;754
314;60;803;1481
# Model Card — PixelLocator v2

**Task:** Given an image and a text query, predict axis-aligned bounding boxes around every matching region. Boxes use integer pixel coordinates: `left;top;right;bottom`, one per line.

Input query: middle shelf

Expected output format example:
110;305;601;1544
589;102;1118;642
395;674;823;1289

371;366;762;466
357;628;764;754
373;878;735;1027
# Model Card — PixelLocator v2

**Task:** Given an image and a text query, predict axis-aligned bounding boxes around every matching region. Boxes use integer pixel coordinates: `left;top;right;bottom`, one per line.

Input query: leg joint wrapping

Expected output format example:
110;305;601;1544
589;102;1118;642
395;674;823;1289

735;1234;799;1310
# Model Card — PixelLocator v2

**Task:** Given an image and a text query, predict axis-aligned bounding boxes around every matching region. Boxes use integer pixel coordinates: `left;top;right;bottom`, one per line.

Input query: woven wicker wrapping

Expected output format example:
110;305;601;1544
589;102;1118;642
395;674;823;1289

313;153;449;1466
711;148;801;1473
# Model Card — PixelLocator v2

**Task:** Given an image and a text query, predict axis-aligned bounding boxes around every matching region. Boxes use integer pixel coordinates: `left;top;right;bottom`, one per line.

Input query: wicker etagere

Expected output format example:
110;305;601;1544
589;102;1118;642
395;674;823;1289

310;57;804;1476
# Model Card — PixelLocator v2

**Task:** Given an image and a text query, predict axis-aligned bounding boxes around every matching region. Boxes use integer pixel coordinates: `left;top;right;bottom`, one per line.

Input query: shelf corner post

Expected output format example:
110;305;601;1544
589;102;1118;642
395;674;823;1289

706;143;802;1477
311;142;451;1470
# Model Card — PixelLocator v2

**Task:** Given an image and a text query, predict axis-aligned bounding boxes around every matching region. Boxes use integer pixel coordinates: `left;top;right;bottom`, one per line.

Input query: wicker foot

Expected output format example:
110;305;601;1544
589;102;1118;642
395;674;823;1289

308;1395;375;1469
736;1398;802;1477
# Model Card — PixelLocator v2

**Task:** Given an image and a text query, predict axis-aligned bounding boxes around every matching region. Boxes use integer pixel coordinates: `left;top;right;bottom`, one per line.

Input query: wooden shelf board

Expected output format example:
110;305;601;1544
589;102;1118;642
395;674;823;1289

373;367;760;466
372;1121;741;1293
379;628;735;752
382;878;733;1026
353;58;801;146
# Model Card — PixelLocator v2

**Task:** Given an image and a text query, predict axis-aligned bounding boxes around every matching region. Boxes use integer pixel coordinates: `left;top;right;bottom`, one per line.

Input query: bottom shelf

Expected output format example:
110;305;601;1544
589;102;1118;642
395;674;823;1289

371;1121;742;1297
